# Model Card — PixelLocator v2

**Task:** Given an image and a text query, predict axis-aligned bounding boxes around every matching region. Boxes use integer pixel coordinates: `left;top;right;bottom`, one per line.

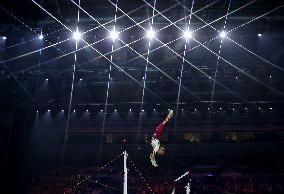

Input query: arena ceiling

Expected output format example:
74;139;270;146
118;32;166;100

0;0;284;119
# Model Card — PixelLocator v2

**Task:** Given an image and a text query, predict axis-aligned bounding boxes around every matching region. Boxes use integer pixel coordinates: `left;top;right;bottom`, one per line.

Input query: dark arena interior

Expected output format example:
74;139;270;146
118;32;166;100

1;0;284;193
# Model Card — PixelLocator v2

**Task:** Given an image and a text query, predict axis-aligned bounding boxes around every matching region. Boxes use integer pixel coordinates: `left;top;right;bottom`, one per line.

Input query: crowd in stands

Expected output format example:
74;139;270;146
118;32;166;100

30;174;284;194
29;154;284;194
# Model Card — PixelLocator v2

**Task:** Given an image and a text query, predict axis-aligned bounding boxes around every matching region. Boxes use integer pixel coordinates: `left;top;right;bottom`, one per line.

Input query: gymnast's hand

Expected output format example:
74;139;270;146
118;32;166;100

150;153;158;167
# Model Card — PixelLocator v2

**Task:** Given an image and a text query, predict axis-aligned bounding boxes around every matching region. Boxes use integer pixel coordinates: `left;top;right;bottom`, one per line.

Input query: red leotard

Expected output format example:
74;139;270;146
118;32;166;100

152;122;166;139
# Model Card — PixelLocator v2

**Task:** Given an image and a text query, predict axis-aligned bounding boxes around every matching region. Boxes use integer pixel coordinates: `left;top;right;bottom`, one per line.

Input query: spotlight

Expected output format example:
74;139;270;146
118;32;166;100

62;110;64;112
100;109;103;112
129;109;132;112
232;108;235;111
73;110;76;112
258;33;262;37
194;108;197;111
39;34;44;40
269;75;272;78
220;108;222;110
183;30;192;40
154;109;156;111
109;28;119;41
73;30;81;40
245;108;248;110
114;109;117;112
2;36;7;40
220;31;227;38
45;78;48;81
48;109;50;112
146;27;156;40
235;76;238;79
270;107;273;110
36;110;39;113
207;107;210;110
142;109;144;112
80;78;83;81
181;109;184;111
258;107;261;110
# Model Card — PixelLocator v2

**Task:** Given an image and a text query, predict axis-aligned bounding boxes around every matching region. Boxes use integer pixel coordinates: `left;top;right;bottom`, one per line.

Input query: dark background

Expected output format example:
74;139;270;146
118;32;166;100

1;0;284;193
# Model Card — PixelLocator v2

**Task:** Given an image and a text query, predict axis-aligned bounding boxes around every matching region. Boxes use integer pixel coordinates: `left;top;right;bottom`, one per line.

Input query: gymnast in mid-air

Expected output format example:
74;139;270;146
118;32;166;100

150;110;174;167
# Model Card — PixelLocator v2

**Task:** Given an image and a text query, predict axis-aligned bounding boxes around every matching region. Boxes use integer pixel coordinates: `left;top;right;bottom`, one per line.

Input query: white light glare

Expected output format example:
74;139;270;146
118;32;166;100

73;31;82;40
39;34;44;40
258;33;262;37
183;30;192;40
110;28;119;41
2;36;7;40
146;27;156;40
220;31;227;38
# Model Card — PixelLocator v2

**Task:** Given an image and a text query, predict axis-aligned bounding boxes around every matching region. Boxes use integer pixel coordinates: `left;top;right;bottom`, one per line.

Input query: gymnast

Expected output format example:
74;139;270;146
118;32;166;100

150;110;173;167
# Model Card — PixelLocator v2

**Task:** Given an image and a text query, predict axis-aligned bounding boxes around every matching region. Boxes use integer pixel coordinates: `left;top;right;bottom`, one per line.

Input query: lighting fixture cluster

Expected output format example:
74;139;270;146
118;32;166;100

2;27;267;45
36;107;273;114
